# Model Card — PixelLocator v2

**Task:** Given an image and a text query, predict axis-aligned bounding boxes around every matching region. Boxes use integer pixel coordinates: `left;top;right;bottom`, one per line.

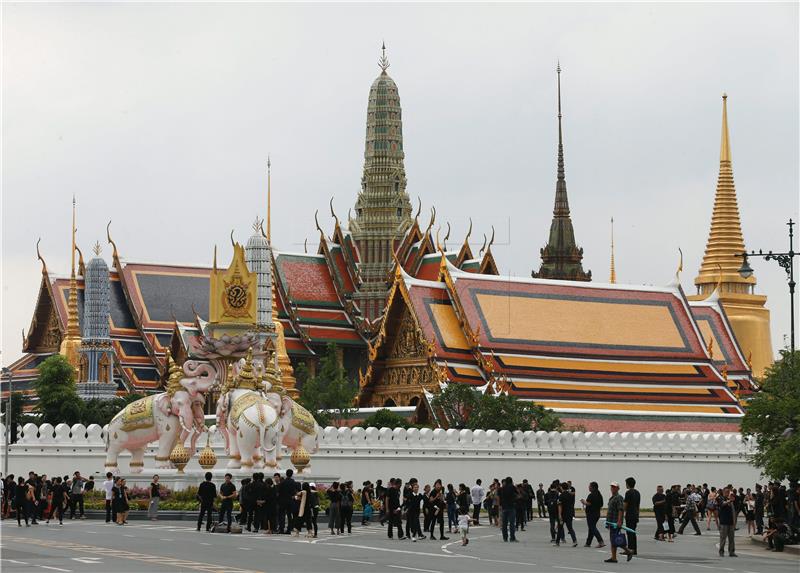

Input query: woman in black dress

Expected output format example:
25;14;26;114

327;482;342;535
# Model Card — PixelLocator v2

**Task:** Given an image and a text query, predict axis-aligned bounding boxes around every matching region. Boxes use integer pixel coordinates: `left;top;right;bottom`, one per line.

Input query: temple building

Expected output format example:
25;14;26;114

2;51;759;431
688;95;772;378
532;65;591;282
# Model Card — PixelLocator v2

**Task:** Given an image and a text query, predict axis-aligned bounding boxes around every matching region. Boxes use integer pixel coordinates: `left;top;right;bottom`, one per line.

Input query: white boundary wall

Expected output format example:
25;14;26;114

1;424;765;498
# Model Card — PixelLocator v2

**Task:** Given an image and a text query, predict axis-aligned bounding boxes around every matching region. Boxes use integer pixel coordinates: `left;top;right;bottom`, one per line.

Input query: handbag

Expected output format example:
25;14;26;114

612;529;627;547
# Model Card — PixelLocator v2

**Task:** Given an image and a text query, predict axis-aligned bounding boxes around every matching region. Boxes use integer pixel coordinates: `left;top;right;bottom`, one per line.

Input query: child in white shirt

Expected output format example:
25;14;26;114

457;508;474;545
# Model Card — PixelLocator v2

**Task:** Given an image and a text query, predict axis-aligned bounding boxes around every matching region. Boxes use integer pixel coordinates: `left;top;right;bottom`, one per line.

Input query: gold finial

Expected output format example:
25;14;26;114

379;41;390;73
487;226;495;252
747;351;753;371
478;233;487;257
106;221;120;268
720;93;731;163
267;155;272;242
213;245;217;271
71;195;76;278
609;217;616;284
443;222;451;252
677;247;683;275
36;238;48;275
60;196;81;371
165;349;184;396
330;197;340;230
435;226;443;253
92;241;102;256
235;347;257;390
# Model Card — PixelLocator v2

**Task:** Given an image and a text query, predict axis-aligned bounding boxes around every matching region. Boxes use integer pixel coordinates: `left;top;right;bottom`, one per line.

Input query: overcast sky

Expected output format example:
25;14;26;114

2;2;798;365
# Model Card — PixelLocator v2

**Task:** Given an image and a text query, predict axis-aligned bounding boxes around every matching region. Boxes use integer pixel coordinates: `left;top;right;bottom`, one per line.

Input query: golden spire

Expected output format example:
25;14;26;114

609;217;616;284
165;349;185;396
235;347;258;391
694;94;753;294
271;266;298;397
60;195;81;372
267;155;272;242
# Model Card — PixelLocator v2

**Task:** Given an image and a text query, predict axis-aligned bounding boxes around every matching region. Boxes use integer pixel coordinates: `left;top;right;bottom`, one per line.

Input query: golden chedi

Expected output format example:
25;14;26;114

290;445;311;473
169;442;190;473
198;432;217;470
689;94;772;378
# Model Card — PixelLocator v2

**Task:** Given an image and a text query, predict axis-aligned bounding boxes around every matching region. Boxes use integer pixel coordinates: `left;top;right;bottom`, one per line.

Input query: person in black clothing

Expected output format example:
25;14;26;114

386;478;405;539
327;481;343;534
537;483;547;518
754;484;765;534
456;483;470;515
523;479;535;521
219;473;237;532
427;481;449;541
445;483;458;533
515;483;528;531
404;479;417;538
196;472;217;532
51;477;68;526
623;477;641;555
581;481;605;547
361;481;374;526
404;482;426;540
666;484;680;539
264;477;279;533
557;481;577;546
251;474;267;533
545;482;560;542
341;482;355;534
15;477;30;526
499;477;518;542
652;485;668;541
375;480;387;525
278;469;297;534
717;487;737;557
239;478;253;529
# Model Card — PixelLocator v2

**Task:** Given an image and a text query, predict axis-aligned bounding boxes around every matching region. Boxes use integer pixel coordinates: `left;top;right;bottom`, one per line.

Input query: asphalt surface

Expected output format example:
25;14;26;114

1;517;797;573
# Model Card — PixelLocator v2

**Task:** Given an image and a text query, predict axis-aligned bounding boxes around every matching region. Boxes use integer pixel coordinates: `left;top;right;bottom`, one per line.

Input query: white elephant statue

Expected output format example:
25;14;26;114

273;394;321;469
104;354;216;473
216;351;280;469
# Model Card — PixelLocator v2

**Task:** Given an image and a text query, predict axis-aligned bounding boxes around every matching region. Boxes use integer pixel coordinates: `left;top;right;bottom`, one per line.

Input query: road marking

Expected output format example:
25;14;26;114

322;542;457;558
238;547;252;551
279;552;294;556
3;560;29;565
5;537;263;573
484;558;538;566
71;557;103;564
329;558;377;565
553;567;609;573
200;542;211;546
37;567;72;572
387;566;443;573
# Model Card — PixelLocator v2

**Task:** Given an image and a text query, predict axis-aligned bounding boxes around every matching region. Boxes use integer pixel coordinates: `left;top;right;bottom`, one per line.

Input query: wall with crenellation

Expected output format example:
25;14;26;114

1;424;765;498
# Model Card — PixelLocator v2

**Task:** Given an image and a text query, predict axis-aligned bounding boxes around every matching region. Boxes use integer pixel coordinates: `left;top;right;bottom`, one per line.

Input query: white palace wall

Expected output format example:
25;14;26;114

0;424;764;497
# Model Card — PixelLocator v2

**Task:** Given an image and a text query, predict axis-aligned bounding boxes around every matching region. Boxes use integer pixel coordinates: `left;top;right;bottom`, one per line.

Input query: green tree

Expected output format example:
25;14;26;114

81;393;144;426
429;384;480;428
1;392;32;438
355;408;412;430
298;343;358;427
33;355;85;425
741;349;800;481
430;383;563;431
469;393;563;432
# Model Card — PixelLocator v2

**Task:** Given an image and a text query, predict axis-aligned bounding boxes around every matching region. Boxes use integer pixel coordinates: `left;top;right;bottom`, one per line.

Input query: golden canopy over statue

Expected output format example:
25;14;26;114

209;240;258;332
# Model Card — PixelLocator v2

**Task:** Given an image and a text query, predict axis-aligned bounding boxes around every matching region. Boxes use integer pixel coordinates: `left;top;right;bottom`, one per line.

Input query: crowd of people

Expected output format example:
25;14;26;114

2;470;798;558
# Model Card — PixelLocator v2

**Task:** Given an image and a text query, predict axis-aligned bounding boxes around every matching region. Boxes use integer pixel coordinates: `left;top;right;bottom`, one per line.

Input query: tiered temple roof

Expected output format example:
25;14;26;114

359;255;751;431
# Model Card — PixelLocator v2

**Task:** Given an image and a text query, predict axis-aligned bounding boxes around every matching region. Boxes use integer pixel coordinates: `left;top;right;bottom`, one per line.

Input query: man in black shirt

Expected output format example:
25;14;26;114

403;478;416;538
545;482;560;542
652;485;667;541
523;479;535;520
219;473;237;533
278;469;297;534
623;477;641;555
754;484;765;534
581;481;604;547
499;477;518;542
557;481;577;546
536;483;546;518
717;487;737;556
251;473;267;533
386;478;405;539
375;479;387;525
196;472;217;532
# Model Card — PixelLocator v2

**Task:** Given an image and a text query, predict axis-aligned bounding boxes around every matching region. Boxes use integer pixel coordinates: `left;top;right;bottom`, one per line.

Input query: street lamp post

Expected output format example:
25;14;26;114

736;218;796;352
2;367;11;477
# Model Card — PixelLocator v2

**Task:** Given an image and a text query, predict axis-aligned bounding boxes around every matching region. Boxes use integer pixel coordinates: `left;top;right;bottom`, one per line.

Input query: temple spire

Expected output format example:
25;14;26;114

267;155;272;242
532;63;591;282
693;94;752;293
610;217;616;284
379;41;390;74
60;195;82;372
720;93;731;163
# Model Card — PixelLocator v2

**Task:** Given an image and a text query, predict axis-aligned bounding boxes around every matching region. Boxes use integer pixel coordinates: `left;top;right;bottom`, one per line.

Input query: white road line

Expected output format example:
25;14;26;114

237;548;252;551
483;558;538;566
279;552;294;556
199;542;211;546
36;566;72;572
329;558;377;565
387;566;442;573
553;567;609;573
321;542;456;558
3;560;29;565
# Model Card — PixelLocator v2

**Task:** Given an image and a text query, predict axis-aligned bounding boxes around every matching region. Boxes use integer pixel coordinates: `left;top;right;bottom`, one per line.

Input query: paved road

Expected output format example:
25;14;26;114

1;518;796;573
